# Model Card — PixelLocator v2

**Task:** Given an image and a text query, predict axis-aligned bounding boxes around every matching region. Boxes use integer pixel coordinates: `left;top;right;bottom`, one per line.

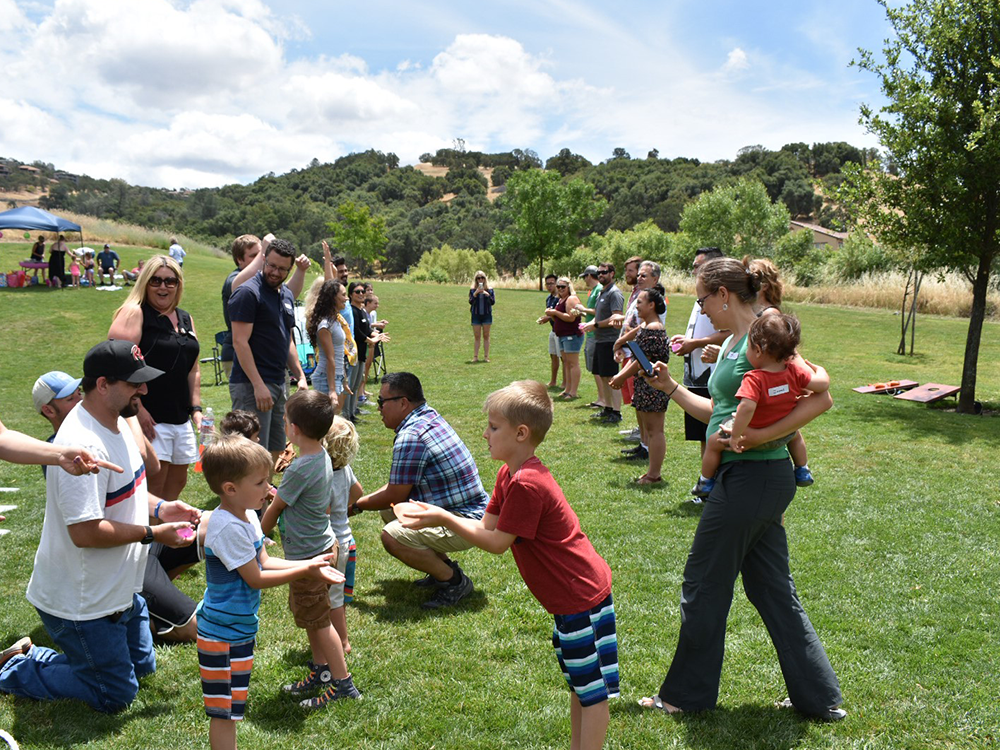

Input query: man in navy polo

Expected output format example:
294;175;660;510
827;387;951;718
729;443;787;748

228;238;308;459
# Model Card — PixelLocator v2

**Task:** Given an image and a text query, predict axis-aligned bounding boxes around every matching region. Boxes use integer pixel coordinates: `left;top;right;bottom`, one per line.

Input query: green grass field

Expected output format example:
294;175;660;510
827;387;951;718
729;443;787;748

1;242;998;749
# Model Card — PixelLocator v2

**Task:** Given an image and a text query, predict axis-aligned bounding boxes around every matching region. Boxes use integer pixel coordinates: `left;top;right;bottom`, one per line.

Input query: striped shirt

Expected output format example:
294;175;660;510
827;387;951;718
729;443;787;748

197;509;264;643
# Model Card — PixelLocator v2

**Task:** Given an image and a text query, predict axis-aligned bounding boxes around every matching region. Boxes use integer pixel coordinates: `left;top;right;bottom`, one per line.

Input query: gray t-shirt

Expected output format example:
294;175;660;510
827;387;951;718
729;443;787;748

328;464;357;547
593;284;625;343
277;450;336;559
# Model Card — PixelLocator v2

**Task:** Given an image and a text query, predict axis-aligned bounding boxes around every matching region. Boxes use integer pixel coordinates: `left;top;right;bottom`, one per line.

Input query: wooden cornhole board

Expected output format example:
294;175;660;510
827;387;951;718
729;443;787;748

853;380;919;395
894;383;960;403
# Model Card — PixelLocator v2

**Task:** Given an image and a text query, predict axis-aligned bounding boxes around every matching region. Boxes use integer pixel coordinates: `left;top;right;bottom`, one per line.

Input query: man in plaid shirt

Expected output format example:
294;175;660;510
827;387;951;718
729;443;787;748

352;372;487;609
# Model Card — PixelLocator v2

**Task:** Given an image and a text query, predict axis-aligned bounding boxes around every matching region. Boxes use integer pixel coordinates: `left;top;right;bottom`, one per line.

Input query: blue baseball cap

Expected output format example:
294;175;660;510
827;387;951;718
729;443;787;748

32;371;82;413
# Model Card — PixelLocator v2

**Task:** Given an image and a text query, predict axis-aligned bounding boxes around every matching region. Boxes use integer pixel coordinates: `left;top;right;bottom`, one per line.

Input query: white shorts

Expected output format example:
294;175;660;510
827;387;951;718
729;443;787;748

548;330;562;356
150;421;200;465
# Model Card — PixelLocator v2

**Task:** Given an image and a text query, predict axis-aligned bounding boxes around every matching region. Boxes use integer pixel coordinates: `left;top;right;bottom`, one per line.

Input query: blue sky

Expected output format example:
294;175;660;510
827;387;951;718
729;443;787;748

0;0;892;188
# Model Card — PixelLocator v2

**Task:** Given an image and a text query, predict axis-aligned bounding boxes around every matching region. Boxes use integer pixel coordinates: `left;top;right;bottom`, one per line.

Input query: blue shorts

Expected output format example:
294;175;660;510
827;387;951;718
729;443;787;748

553;593;619;707
558;334;584;354
471;313;493;326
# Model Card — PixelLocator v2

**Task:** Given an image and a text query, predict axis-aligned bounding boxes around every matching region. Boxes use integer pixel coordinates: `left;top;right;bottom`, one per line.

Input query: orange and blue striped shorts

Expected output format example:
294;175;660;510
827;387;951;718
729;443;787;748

198;636;255;720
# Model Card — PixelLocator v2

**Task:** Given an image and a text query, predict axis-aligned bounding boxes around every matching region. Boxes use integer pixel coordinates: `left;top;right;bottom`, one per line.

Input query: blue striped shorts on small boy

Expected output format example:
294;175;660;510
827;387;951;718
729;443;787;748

552;593;620;707
198;636;255;720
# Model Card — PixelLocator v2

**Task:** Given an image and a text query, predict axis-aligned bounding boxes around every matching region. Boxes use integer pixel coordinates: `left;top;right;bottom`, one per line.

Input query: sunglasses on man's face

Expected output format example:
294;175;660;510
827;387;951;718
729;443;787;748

148;276;179;288
377;395;405;409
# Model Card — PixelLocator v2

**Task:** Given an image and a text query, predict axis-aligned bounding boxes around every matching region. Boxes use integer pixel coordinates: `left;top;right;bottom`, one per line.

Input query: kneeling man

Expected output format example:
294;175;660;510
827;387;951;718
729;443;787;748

351;372;487;610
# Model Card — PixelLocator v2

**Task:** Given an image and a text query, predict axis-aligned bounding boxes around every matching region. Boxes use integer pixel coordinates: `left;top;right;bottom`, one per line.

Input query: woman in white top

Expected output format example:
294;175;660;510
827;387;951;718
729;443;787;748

306;279;349;413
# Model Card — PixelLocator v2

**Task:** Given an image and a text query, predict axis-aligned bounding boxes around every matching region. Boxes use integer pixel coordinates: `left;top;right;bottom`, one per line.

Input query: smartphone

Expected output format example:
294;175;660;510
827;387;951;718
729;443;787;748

478;282;484;290
626;340;656;376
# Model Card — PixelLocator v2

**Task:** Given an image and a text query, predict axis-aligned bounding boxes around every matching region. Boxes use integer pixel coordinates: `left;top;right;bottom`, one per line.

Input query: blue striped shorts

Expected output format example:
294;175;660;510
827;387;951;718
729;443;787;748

198;636;255;720
552;592;620;707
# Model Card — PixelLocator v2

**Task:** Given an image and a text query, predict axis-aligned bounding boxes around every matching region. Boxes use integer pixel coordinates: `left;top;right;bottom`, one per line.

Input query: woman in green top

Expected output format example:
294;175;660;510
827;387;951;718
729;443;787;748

637;257;846;721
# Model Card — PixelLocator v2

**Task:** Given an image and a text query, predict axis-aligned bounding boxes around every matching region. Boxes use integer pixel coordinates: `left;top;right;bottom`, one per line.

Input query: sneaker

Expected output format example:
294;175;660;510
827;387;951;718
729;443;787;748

620;445;642;455
422;573;474;609
601;411;622;424
590;408;612;420
794;466;815;487
690;477;714;498
283;664;332;695
0;637;31;670
414;560;462;588
620;427;641;441
624;446;649;461
300;674;362;709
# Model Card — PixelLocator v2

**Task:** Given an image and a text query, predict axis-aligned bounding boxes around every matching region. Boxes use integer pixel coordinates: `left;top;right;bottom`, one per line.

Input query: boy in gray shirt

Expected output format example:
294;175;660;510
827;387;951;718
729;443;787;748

262;390;361;709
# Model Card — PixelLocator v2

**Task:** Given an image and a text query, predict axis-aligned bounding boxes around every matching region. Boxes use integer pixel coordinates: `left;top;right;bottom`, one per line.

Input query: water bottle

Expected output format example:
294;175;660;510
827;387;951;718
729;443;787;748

200;407;215;447
194;407;215;473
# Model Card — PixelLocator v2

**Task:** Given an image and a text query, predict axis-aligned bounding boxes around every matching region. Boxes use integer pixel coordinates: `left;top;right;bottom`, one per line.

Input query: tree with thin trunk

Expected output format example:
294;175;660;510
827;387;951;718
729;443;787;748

840;0;999;413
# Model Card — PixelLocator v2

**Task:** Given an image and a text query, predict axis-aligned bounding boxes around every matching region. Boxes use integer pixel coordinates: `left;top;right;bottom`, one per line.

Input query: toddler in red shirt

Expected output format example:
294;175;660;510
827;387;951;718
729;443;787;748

399;380;617;750
694;313;830;498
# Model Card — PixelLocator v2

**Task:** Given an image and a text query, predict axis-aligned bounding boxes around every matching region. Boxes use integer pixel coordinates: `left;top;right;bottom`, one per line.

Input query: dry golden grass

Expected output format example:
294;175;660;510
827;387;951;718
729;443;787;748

489;269;993;320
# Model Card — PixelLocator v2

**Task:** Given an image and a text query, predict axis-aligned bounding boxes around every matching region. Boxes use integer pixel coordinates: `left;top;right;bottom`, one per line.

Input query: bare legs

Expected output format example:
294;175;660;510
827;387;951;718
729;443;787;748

472;324;482;362
147;461;189;501
570;693;610;750
559;352;581;398
481;323;491;362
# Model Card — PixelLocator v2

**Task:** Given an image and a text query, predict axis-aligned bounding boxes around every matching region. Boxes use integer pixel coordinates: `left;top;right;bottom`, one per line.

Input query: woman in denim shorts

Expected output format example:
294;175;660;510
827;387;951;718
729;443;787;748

544;277;584;399
469;271;496;362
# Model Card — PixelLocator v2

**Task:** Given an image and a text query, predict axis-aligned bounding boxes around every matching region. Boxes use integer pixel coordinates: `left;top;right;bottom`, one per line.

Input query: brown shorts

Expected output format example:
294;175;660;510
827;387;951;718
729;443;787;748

288;545;335;630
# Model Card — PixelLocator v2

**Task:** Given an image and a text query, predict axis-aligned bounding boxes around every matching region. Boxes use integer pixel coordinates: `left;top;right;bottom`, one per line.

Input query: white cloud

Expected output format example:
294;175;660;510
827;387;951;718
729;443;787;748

0;0;880;188
723;47;750;74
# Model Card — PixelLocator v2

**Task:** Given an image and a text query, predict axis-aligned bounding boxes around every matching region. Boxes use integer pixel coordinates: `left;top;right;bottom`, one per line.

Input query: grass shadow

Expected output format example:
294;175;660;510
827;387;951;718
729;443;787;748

840;395;991;445
6;693;172;748
661;501;706;518
349;578;487;623
617;702;811;750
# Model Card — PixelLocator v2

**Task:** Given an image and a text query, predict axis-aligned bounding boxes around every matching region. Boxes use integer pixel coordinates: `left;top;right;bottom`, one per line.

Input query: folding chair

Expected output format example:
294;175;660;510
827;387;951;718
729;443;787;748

199;331;227;387
370;342;387;383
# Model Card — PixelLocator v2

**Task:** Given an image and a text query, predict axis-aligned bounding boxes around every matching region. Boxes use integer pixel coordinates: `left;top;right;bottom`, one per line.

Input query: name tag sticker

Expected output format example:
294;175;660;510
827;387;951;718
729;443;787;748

768;384;790;397
727;350;739;360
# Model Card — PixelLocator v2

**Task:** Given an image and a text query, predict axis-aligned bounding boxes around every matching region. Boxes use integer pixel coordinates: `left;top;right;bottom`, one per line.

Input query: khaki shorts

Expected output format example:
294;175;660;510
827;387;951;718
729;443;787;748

288;545;336;629
380;509;474;554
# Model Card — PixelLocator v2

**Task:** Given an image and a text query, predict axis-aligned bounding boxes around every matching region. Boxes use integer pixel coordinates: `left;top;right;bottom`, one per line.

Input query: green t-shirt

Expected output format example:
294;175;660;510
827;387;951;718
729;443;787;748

707;333;789;464
277;450;336;559
584;283;603;336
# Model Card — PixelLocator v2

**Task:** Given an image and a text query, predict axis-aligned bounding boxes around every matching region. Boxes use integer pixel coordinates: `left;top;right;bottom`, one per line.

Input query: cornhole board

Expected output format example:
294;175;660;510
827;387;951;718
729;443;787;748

894;383;960;404
853;380;919;395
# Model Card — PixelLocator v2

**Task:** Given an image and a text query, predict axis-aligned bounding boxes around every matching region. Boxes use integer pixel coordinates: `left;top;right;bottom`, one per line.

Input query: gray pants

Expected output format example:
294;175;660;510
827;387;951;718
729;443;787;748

657;459;842;715
342;361;364;419
229;380;287;452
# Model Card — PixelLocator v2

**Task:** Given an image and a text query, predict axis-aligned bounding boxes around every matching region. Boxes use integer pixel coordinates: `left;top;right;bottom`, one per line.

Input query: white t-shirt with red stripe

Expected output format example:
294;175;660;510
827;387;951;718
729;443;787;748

27;403;148;621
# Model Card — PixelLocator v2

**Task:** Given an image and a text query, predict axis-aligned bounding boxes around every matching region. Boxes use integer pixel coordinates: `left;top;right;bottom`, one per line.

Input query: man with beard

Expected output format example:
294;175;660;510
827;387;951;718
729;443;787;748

0;340;200;713
228;238;308;459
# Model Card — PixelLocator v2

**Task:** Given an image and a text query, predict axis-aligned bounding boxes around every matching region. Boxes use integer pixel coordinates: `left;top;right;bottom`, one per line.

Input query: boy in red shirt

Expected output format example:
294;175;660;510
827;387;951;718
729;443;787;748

399;379;617;750
693;313;830;498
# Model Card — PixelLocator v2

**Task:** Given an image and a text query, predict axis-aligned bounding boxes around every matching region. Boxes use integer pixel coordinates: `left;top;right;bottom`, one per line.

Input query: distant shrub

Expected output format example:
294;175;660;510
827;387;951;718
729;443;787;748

406;244;497;284
826;231;897;281
773;230;826;287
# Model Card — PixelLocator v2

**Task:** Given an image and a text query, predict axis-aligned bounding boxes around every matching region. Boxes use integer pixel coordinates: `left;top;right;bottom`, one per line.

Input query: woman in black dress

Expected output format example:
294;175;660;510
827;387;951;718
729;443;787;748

48;234;68;288
610;287;669;484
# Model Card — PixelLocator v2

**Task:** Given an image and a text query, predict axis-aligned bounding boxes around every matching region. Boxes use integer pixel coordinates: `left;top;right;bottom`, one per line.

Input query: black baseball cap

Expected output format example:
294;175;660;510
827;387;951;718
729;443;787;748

83;340;164;383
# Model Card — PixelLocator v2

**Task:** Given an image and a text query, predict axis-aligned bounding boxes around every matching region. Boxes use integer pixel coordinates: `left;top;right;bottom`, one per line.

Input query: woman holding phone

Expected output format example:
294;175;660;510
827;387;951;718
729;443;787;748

610;286;669;484
469;271;495;362
636;257;844;721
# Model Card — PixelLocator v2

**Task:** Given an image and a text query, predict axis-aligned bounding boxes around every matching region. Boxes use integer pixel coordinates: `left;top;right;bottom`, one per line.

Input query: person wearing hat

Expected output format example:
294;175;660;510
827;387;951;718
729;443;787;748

32;371;82;478
0;340;201;713
96;244;119;286
574;266;605;407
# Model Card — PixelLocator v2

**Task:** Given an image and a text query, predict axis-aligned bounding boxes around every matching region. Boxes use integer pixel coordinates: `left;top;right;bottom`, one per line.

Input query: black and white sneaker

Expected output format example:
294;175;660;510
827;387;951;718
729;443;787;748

283;664;332;696
422;573;474;609
300;674;362;709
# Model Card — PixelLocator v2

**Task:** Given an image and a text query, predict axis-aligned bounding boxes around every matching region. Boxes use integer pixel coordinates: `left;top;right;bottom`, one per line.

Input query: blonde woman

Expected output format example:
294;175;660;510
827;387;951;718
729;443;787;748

469;271;495;362
108;255;201;500
544;277;584;399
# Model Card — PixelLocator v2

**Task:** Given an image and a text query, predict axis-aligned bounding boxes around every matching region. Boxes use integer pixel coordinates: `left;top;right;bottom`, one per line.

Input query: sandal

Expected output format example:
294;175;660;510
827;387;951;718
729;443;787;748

638;696;682;714
635;475;663;485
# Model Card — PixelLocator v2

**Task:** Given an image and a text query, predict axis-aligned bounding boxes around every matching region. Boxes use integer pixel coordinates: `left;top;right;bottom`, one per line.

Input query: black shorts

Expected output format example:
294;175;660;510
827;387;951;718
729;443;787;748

142;542;199;635
593;342;620;378
684;386;711;441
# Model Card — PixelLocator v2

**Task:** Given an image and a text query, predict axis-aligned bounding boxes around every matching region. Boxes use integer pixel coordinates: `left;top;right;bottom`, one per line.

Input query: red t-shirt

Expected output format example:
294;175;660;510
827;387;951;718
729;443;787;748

736;360;814;429
486;457;611;615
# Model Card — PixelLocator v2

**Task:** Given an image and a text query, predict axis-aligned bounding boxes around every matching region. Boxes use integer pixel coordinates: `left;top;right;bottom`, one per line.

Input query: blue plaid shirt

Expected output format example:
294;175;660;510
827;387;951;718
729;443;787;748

389;404;488;519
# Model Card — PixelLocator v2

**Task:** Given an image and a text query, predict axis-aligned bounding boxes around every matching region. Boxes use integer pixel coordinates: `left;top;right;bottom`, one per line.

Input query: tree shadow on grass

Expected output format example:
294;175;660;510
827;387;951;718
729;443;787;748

618;702;810;750
349;578;487;623
661;501;706;518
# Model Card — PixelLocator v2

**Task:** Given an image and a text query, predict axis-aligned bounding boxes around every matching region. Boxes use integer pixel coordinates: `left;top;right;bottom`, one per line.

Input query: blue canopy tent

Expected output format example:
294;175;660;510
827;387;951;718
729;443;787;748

0;206;82;236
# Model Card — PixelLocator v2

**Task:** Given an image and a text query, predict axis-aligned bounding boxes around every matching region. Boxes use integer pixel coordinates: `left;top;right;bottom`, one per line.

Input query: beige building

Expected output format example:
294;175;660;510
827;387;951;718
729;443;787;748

789;220;847;251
